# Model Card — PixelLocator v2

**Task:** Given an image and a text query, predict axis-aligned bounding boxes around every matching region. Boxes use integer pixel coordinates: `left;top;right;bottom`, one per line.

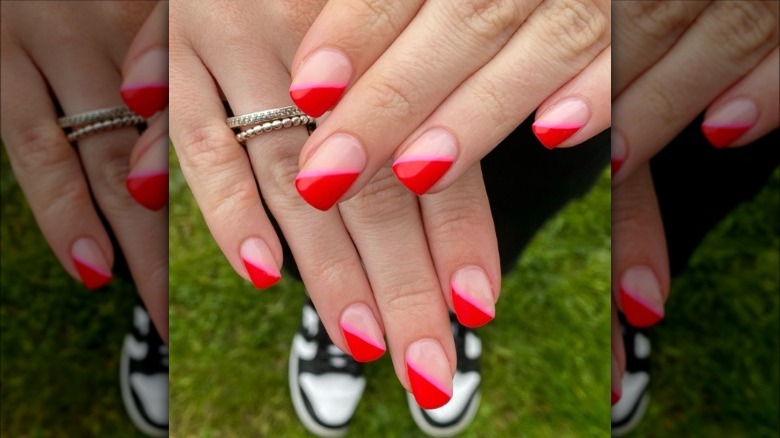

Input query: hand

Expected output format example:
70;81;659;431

0;1;169;341
288;0;611;210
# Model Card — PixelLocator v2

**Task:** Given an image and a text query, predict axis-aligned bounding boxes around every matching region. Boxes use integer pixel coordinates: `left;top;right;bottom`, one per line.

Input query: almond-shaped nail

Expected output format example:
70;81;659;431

240;237;281;289
619;265;664;328
611;131;626;177
340;303;386;362
295;133;366;210
290;48;352;117
611;354;621;406
126;136;168;211
120;48;169;118
392;128;457;195
532;97;590;149
701;97;758;148
71;237;111;289
406;339;452;409
451;266;495;328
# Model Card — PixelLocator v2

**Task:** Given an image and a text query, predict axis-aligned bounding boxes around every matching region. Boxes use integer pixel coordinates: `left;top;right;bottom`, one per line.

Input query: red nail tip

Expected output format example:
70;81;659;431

242;259;281;289
611;159;623;176
532;124;581;149
407;361;451;409
392;159;453;195
295;171;360;210
451;288;494;328
289;85;346;118
73;258;111;290
620;288;664;328
342;326;385;363
126;172;168;211
701;124;751;149
120;85;169;118
612;389;621;405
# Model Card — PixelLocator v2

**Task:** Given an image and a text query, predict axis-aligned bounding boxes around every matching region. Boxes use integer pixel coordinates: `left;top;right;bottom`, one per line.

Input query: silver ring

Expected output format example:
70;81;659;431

226;106;305;129
235;115;316;144
58;105;138;128
66;115;146;143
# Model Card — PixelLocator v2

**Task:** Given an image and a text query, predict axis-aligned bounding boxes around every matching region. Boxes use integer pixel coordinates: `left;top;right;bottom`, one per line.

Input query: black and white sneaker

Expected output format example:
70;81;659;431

611;314;651;437
120;302;169;437
408;313;482;437
289;299;366;437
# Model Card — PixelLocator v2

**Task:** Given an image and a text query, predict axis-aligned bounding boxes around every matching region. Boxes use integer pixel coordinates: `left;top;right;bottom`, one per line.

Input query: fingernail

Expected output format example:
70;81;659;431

239;237;281;289
611;131;626;177
295;133;366;210
532;97;590;149
702;97;757;148
340;303;386;362
392;128;457;195
71;237;111;289
126;136;168;211
619;265;664;328
611;354;621;405
451;266;495;328
406;339;452;409
290;48;352;117
120;48;169;118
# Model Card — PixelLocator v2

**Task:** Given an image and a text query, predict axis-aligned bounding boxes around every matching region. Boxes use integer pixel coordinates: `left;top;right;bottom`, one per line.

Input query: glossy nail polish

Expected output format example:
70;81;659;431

619;266;664;328
71;237;112;289
701;98;758;148
120;48;169;118
406;339;452;409
289;48;352;117
295;133;366;210
532;97;589;149
240;237;281;289
126;136;168;211
392;128;457;195
451;266;495;328
611;132;626;177
340;303;386;362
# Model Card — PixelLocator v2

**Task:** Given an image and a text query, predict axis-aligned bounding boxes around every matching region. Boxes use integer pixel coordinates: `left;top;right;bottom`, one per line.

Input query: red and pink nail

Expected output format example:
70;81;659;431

392;128;457;195
289;48;352;117
451;266;495;328
406;339;452;410
126;135;168;211
532;97;589;149
71;237;112;289
120;48;169;118
619;265;664;328
240;237;281;289
340;303;386;362
295;133;366;210
701;97;757;148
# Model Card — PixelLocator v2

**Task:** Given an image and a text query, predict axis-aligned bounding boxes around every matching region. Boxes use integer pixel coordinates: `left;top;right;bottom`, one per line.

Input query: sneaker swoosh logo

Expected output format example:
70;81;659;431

293;334;318;361
125;336;149;360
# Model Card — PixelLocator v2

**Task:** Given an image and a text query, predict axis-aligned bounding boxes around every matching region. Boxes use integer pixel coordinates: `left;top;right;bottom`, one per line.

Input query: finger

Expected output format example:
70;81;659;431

391;0;609;195
293;0;537;209
169;24;283;289
532;45;611;149
612;1;779;184
701;47;779;148
339;170;456;409
612;163;669;328
611;301;624;405
421;165;500;328
0;41;114;289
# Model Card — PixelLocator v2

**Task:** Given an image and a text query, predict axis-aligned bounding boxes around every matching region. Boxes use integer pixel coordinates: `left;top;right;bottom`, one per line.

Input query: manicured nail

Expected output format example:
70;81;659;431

611;354;621;406
451;266;495;328
120;48;169;118
406;339;452;409
702;97;758;148
71;237;111;289
532;97;590;149
126;136;168;211
619;265;664;328
392;128;457;195
295;133;366;210
239;237;281;289
340;303;386;362
611;131;626;177
289;48;352;117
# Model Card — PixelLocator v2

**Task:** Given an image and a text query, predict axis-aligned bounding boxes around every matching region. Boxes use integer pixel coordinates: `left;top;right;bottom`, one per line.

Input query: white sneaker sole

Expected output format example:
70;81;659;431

611;392;650;437
407;390;481;437
119;335;168;437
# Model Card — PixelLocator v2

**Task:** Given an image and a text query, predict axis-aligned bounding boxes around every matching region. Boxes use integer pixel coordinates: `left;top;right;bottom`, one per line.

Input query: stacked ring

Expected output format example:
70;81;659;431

227;105;316;144
58;104;145;143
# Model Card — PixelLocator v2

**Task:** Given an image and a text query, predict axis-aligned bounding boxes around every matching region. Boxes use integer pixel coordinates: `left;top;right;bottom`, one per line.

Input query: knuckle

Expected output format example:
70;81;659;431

381;274;440;315
359;0;405;32
344;170;412;225
11;125;70;170
177;125;238;173
467;78;512;127
40;178;91;219
710;2;778;62
209;176;259;221
626;1;691;40
307;248;357;290
428;196;486;237
450;0;523;46
540;0;608;59
258;151;301;200
364;75;423;123
642;77;684;127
